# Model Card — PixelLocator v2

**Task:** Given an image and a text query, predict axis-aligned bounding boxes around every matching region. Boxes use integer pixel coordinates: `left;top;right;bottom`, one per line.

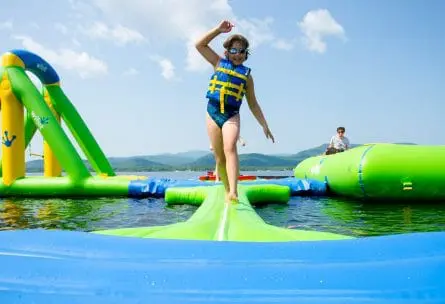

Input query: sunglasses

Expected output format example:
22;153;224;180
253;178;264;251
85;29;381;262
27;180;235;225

338;131;345;134
228;48;247;55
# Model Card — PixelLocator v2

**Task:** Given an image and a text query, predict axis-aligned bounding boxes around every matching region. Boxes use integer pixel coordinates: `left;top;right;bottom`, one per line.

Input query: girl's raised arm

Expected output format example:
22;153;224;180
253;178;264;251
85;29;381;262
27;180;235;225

195;20;234;68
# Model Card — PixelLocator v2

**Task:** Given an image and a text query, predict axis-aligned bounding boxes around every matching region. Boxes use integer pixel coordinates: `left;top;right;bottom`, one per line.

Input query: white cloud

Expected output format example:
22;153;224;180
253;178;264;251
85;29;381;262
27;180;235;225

185;39;208;72
81;21;146;46
92;0;233;40
13;35;108;79
159;59;175;80
69;1;294;72
0;21;13;30
235;17;275;48
273;39;295;51
90;0;233;71
150;55;176;80
55;23;69;35
122;68;139;77
298;9;346;53
90;0;289;71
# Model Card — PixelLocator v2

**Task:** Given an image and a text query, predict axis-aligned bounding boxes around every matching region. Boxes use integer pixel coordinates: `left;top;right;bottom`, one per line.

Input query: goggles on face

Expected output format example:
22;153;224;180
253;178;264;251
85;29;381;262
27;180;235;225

228;48;247;55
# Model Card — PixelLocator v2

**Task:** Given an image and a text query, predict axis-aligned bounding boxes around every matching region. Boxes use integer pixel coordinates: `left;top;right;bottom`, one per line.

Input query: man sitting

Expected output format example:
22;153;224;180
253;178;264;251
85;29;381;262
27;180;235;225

326;127;350;155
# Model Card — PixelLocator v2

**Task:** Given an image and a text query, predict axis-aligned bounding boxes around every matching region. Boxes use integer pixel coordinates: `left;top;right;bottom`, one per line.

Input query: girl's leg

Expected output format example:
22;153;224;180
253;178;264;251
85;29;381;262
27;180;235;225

206;114;229;193
214;164;220;182
222;114;240;202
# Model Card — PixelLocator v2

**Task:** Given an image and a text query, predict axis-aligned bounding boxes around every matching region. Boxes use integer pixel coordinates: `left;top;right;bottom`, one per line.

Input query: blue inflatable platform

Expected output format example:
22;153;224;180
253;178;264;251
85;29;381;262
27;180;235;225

128;177;327;197
0;230;444;303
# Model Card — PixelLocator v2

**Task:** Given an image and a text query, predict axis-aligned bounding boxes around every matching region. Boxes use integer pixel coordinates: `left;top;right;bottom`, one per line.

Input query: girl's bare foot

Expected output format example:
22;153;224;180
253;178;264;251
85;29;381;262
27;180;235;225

226;192;239;204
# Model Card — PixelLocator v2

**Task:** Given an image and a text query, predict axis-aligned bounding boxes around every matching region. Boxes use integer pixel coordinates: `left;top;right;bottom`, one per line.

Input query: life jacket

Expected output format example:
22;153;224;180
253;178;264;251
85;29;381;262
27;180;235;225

206;58;251;113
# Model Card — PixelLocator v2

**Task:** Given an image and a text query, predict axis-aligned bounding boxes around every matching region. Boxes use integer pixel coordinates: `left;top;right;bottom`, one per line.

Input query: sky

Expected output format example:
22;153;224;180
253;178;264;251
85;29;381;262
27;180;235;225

1;0;444;158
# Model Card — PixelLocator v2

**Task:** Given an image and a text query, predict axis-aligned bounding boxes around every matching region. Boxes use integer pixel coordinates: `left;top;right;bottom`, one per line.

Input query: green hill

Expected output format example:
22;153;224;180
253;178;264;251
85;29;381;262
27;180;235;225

143;150;209;166
107;157;173;171
26;157;172;173
26;150;210;172
26;143;409;172
186;152;297;170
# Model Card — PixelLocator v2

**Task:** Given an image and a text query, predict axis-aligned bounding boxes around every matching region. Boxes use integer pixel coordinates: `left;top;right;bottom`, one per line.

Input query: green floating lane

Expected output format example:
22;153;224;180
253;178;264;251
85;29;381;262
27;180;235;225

0;176;131;197
95;184;352;242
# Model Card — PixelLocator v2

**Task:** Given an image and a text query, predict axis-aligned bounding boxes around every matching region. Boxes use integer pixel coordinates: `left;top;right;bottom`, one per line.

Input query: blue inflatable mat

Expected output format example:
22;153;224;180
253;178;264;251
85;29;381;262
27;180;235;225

128;177;327;197
0;230;444;303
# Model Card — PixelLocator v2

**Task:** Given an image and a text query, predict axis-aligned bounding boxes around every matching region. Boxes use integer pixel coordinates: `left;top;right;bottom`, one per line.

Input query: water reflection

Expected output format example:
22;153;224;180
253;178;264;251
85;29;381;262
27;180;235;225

1;200;29;229
322;198;445;236
0;198;197;232
256;196;445;237
1;195;445;237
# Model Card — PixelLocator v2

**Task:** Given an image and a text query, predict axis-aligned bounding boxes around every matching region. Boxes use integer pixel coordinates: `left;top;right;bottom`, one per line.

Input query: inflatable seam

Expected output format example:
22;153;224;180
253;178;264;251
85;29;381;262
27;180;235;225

358;145;376;198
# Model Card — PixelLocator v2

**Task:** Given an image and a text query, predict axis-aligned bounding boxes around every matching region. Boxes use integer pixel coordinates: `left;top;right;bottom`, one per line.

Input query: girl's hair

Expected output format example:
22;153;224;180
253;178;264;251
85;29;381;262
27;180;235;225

223;34;250;59
223;34;250;49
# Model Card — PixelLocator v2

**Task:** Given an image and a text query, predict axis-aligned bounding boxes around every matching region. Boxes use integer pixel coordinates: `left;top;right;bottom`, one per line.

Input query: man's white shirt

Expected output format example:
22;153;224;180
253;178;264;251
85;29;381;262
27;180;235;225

329;135;350;150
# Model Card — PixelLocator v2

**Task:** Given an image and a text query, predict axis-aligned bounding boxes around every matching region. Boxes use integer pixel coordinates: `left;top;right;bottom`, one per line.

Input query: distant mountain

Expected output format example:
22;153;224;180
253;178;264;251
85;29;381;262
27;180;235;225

24;145;340;172
284;144;329;160
188;152;295;167
173;150;210;159
25;143;413;173
26;159;44;172
239;153;297;167
143;150;209;166
26;156;173;172
107;156;172;171
187;153;215;167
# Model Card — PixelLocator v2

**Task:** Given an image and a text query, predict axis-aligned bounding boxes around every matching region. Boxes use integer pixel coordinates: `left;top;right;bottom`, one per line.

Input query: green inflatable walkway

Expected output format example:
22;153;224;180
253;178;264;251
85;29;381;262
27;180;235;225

96;185;352;242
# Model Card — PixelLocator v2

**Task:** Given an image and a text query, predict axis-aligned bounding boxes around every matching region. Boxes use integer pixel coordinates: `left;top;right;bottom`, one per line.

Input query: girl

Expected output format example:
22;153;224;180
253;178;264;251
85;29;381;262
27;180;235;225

196;20;274;203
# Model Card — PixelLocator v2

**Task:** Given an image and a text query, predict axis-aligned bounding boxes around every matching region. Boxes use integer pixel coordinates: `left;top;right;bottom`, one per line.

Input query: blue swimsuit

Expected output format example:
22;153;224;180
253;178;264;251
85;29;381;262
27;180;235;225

207;99;239;128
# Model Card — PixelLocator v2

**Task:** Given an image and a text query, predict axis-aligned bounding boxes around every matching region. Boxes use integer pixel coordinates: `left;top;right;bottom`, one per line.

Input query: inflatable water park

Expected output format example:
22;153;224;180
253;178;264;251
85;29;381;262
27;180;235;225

0;49;444;303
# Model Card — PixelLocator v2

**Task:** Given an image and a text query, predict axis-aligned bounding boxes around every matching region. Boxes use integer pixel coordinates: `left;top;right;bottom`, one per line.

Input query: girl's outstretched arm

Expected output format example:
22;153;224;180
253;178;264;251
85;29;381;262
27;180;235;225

246;74;275;143
195;20;234;68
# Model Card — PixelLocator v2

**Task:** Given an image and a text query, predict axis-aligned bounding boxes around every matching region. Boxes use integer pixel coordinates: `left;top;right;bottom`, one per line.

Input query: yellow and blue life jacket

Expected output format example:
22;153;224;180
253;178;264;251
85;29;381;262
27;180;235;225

206;58;251;113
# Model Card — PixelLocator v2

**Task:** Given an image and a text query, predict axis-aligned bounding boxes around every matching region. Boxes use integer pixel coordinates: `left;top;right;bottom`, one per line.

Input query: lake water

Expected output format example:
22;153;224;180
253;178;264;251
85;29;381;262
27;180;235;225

1;171;445;237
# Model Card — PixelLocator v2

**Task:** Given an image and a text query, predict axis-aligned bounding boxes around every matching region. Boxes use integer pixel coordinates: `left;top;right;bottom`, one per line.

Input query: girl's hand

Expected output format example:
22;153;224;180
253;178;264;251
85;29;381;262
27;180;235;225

263;127;275;143
217;20;234;33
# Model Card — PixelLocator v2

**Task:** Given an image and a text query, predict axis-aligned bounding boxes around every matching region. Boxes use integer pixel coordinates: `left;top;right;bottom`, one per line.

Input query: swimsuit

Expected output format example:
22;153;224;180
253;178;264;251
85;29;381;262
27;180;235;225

207;99;239;128
205;59;250;128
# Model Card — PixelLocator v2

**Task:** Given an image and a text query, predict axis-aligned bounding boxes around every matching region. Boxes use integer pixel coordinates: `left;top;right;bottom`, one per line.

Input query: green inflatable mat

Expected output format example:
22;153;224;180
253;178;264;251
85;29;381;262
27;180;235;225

95;184;352;242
